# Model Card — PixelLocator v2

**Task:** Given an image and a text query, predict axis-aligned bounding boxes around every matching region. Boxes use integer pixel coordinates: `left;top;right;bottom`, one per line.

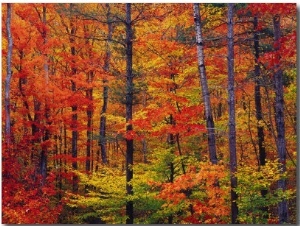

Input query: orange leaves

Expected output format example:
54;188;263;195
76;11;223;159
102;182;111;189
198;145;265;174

132;118;152;131
152;162;230;223
176;105;203;121
146;103;176;123
144;103;204;138
158;182;186;205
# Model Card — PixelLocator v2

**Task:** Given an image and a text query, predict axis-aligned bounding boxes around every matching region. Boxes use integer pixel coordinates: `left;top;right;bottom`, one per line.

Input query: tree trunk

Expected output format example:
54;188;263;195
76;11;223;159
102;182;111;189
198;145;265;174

273;14;288;224
253;16;268;217
227;3;238;224
86;71;93;172
84;24;94;172
253;16;266;167
41;4;48;185
99;3;112;165
193;3;218;165
32;98;41;175
167;114;175;224
5;3;13;148
70;3;78;192
125;3;134;224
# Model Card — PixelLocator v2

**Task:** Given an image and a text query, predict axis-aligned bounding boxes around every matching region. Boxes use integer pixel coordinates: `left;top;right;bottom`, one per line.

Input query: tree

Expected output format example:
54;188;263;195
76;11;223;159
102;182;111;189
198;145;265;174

227;3;238;224
4;3;13;148
273;13;288;224
69;3;79;192
193;3;217;164
125;3;134;224
39;4;49;185
253;15;268;218
99;3;112;165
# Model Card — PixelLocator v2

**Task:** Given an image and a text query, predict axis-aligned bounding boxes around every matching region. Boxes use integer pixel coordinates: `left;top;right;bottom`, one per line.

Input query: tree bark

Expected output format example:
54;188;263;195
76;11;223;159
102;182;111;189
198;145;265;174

193;3;218;164
227;3;238;224
41;4;48;185
125;3;134;224
99;3;112;165
84;24;94;172
253;16;266;167
253;16;268;217
70;3;78;192
5;3;13;148
273;14;288;224
86;71;93;172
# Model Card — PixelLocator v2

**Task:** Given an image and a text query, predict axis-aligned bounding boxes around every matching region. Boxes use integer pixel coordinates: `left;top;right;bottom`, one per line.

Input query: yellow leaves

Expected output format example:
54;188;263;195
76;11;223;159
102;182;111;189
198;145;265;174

235;159;296;223
66;168;127;223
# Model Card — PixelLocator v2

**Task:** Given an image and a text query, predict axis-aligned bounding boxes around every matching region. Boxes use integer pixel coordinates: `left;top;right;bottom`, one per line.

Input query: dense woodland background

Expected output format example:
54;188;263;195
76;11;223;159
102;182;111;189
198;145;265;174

2;3;297;224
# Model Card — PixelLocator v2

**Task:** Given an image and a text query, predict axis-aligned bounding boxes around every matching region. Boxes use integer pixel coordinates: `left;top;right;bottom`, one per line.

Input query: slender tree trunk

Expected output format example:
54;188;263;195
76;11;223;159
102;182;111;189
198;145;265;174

5;3;13;149
99;3;112;165
63;121;68;184
253;16;266;167
70;3;78;192
32;98;41;177
253;16;268;217
227;3;238;224
193;3;218;164
125;3;134;224
167;114;175;224
273;14;288;224
142;73;148;163
84;24;94;172
40;4;48;185
169;73;186;174
86;71;93;172
58;126;63;199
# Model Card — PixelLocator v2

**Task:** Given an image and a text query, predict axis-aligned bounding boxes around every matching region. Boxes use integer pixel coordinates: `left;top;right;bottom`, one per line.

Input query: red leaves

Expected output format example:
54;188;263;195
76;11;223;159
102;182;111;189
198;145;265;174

259;30;296;71
239;3;296;17
124;130;138;140
2;155;62;224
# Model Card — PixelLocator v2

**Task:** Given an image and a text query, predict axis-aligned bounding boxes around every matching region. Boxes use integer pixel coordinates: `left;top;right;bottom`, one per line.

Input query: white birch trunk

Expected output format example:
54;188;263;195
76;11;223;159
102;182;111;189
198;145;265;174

193;3;218;164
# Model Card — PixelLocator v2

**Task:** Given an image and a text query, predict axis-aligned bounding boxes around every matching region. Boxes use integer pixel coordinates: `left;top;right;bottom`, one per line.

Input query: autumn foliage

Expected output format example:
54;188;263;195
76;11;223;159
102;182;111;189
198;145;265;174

2;3;296;224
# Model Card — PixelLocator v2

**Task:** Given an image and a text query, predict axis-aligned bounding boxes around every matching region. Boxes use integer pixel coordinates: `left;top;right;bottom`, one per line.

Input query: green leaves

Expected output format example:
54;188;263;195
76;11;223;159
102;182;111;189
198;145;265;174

235;160;296;224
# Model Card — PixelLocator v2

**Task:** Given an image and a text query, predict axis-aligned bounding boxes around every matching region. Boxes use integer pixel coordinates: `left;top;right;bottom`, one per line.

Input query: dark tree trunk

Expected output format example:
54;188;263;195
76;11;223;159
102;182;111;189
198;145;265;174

125;3;134;224
227;3;238;224
32;99;42;175
193;3;218;165
99;3;112;165
5;3;13;148
70;3;78;192
41;4;48;185
84;20;94;173
253;16;266;167
167;114;175;224
253;16;268;217
86;71;93;172
63;121;68;184
273;14;288;224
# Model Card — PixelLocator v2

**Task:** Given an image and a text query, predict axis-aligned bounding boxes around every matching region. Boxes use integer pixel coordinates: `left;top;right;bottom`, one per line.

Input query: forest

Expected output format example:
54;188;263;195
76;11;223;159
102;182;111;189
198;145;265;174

2;3;297;224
